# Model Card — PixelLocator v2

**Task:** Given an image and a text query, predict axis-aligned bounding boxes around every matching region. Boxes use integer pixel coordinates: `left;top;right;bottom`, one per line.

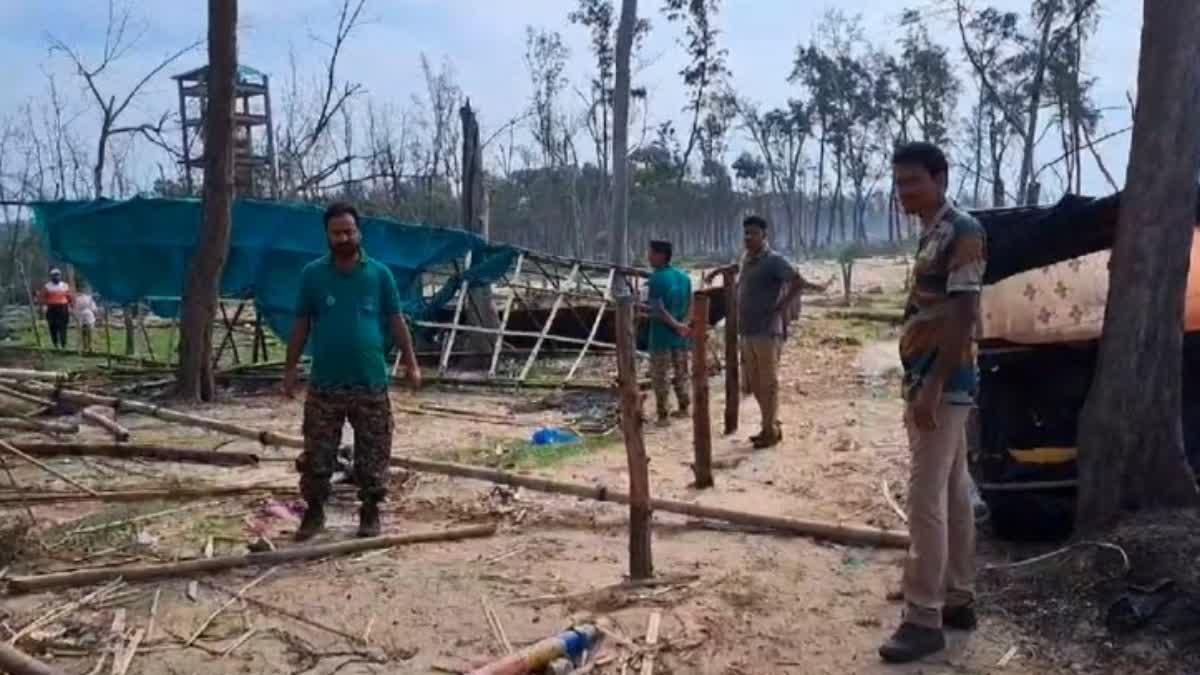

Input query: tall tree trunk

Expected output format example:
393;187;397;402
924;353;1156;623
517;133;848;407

1076;0;1200;532
1015;10;1056;204
813;130;827;245
611;0;652;581
459;100;499;358
176;0;237;402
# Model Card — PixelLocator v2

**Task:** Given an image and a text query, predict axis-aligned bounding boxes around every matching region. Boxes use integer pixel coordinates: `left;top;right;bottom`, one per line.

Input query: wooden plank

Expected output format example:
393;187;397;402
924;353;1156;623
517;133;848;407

489;252;525;377
566;267;616;383
518;263;580;382
0;641;69;675
690;293;713;489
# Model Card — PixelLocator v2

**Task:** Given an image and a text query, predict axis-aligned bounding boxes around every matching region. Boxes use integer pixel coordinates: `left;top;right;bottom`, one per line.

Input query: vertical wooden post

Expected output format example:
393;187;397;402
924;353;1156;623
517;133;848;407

615;296;652;579
721;268;739;435
691;292;713;489
103;303;112;370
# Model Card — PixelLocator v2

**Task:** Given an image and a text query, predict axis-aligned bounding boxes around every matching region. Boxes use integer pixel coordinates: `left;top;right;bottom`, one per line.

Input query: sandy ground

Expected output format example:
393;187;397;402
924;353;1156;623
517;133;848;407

0;257;1086;675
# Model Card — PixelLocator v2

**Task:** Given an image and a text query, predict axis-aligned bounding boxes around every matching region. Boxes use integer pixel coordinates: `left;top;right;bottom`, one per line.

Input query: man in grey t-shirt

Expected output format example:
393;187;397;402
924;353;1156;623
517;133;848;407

707;215;828;448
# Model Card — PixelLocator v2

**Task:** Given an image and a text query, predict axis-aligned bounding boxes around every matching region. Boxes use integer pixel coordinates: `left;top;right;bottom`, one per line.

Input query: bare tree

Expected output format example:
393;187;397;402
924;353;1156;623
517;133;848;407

48;0;199;199
1075;0;1200;531
276;0;368;198
177;0;238;402
663;0;728;184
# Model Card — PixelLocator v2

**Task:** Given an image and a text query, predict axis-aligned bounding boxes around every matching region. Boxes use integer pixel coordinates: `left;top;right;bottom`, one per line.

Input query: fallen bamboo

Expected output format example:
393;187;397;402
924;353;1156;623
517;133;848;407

0;483;295;504
0;383;909;548
389;456;909;548
0;642;70;675
8;442;259;467
0;417;79;435
6;524;497;593
0;384;57;409
0;369;66;382
0;439;99;496
79;408;131;442
4;382;297;447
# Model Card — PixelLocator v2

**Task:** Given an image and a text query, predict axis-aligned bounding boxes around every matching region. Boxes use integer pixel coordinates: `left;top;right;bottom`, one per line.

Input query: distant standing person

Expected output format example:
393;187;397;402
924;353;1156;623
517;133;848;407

38;268;72;350
878;142;986;663
283;202;422;541
705;215;828;448
645;240;692;426
73;287;98;354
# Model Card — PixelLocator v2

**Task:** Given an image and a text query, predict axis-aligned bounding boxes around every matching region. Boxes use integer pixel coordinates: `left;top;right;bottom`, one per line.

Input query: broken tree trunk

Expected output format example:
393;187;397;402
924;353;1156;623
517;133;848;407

691;292;713;489
0;642;69;675
9;443;258;467
7;524;497;593
79;408;130;442
722;268;739;435
615;297;653;579
1;380;907;548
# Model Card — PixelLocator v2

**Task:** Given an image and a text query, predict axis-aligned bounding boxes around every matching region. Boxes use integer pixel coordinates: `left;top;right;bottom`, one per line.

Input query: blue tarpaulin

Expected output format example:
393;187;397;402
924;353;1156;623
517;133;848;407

31;197;520;342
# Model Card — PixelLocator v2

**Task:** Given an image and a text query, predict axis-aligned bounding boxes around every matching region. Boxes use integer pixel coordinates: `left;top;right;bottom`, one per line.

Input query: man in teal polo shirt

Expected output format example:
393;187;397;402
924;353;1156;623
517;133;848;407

646;240;692;426
284;202;421;541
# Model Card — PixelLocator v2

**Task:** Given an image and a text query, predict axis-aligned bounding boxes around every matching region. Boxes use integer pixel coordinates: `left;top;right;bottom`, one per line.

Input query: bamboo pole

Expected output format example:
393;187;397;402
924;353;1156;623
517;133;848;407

0;381;908;548
615;296;653;579
518;263;581;382
488;252;525;377
439;251;474;376
0;642;69;675
413;321;617;351
103;303;113;370
213;301;246;366
0;384;56;408
5;381;298;448
0;439;98;496
79;408;131;442
690;293;713;489
0;483;295;504
0;369;67;382
8;442;258;467
0;417;78;435
6;524;497;593
565;267;616;383
138;308;156;363
722;269;739;435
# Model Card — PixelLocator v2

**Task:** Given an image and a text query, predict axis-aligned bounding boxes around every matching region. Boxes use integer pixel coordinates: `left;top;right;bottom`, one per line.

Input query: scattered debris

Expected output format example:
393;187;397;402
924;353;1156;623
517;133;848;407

466;624;601;675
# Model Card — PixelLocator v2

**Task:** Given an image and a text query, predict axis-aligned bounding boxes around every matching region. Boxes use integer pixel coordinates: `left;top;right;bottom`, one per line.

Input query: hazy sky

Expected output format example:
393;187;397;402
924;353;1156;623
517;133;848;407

0;0;1144;198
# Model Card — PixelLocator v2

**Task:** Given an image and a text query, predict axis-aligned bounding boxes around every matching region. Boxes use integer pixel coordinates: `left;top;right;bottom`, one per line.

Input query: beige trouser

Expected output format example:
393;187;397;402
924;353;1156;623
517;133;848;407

902;402;976;629
741;335;781;436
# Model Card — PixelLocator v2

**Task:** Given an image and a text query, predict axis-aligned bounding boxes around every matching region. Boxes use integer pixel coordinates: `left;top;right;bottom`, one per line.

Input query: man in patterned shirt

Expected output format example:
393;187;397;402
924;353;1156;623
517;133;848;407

880;142;987;663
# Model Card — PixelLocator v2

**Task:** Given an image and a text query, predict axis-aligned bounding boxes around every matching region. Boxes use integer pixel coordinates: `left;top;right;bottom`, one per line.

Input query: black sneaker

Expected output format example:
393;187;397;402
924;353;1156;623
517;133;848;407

357;502;381;538
878;622;946;663
942;604;977;631
294;504;326;542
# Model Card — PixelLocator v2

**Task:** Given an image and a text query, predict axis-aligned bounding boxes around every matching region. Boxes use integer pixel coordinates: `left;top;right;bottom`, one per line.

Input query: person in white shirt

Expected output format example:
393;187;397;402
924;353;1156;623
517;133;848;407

73;287;98;354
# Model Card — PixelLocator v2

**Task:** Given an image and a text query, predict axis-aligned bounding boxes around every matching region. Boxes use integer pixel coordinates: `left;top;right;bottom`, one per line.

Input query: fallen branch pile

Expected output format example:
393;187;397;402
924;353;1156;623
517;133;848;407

1;380;910;549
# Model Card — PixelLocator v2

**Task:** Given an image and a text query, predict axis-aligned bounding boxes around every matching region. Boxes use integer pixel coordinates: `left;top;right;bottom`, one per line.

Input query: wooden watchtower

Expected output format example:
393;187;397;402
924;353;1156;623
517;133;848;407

172;64;277;197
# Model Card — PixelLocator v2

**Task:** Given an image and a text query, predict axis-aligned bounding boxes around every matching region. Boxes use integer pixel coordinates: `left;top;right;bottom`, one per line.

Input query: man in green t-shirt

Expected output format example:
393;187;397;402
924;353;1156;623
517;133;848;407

645;240;692;426
283;202;421;541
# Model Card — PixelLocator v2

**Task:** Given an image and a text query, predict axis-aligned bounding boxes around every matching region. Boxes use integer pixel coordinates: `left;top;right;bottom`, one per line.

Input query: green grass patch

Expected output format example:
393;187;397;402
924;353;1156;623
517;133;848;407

438;432;621;469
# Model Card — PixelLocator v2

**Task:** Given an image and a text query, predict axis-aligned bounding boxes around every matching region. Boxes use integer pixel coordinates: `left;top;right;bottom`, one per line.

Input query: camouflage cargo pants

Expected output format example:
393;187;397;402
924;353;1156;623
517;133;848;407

297;387;393;505
649;348;690;417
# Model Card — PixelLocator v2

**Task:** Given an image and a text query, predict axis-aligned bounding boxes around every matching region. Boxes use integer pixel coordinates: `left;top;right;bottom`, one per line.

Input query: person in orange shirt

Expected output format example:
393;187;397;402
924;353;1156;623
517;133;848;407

38;269;73;350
